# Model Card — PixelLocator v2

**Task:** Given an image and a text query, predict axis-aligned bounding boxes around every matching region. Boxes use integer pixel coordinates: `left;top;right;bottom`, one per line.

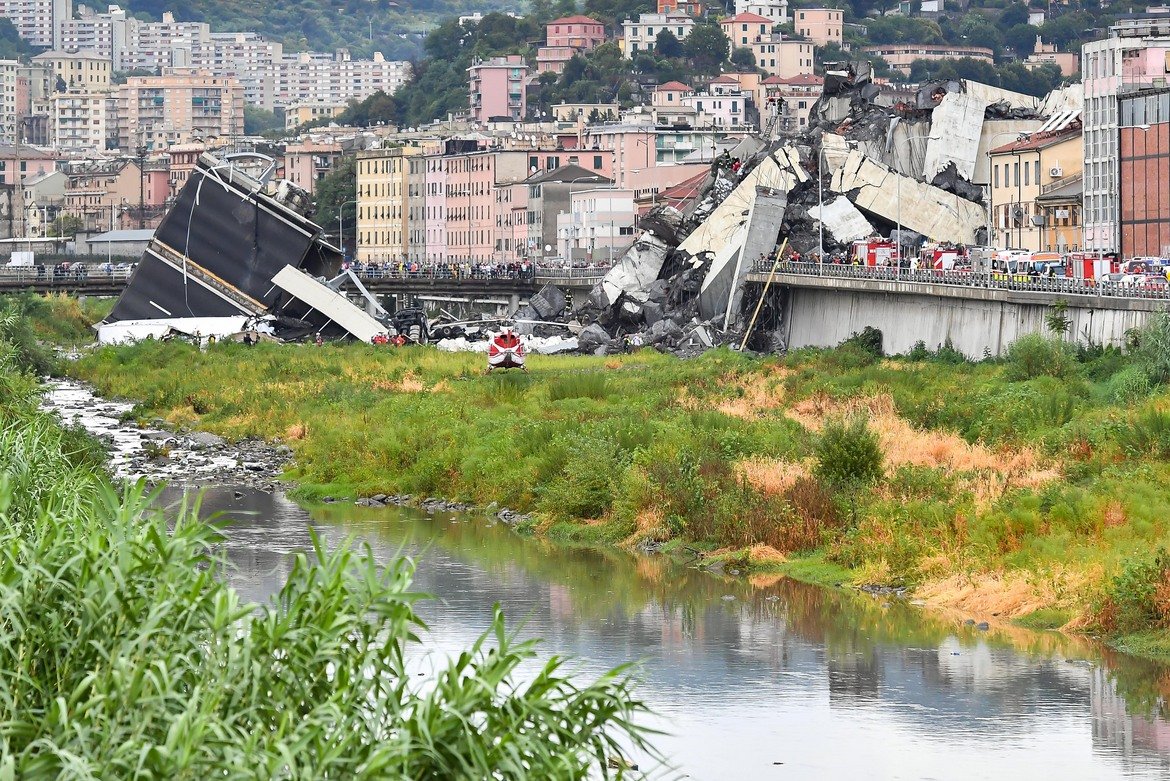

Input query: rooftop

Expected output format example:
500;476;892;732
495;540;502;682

527;163;613;185
548;15;603;25
656;81;694;92
721;12;775;24
988;122;1082;154
88;229;155;242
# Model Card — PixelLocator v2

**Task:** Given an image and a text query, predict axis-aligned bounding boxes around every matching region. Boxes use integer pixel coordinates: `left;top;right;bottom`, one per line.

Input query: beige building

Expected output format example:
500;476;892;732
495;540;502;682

32;49;111;93
1024;36;1080;77
115;68;245;151
861;44;994;75
283;140;342;196
794;7;843;46
750;36;815;78
285;103;347;129
356;146;414;264
988;122;1083;251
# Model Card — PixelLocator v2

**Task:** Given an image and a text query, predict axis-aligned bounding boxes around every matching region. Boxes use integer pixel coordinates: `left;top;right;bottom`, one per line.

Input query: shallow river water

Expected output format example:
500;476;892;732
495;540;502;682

172;485;1170;781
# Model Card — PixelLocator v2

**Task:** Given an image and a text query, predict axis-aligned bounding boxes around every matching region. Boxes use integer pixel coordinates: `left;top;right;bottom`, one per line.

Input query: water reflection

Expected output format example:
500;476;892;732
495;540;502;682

167;486;1170;780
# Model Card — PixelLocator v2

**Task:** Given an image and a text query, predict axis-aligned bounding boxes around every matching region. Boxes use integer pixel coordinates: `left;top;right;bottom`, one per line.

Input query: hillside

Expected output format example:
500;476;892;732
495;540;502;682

121;0;526;59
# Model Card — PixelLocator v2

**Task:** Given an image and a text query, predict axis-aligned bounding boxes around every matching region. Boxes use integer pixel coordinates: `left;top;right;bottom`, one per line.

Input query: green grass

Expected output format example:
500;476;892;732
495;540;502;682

1013;608;1072;631
56;308;1170;643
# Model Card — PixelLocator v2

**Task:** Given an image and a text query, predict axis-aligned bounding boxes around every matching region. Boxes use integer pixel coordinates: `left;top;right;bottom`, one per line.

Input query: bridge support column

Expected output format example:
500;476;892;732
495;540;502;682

509;292;520;315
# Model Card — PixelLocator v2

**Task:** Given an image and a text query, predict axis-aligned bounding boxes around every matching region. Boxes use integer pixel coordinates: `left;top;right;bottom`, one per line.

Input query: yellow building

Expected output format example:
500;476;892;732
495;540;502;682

988;120;1083;252
356;146;422;264
284;103;346;130
32;49;111;93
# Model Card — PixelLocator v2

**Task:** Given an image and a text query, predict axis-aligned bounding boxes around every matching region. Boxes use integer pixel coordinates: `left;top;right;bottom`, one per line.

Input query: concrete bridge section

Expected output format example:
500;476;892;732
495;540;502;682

0;267;606;318
745;264;1169;357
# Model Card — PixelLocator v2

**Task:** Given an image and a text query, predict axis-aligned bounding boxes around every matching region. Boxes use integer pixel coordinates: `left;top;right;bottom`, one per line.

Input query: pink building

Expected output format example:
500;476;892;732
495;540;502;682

720;12;773;48
283;141;342;196
652;81;694;107
424;152;447;264
496;180;530;261
538;15;608;74
0;144;56;186
468;55;530;124
584;125;658;189
546;15;606;49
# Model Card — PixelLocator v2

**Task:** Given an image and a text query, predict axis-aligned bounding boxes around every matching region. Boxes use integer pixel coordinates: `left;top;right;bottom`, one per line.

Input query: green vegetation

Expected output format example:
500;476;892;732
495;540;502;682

57;310;1170;652
0;301;655;776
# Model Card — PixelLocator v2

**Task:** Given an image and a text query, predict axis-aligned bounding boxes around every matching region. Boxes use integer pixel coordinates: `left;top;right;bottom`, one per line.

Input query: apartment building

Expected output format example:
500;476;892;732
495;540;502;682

988;119;1083;252
58;5;130;64
537;15;608;74
720;13;773;48
49;91;107;151
468;55;529;124
62;157;169;230
750;36;815;78
122;13;211;71
355;146;412;264
0;0;70;48
1083;18;1170;254
1119;87;1170;258
861;44;994;75
558;187;635;264
734;0;789;25
115;68;245;150
423;151;446;264
32;49;111;93
406;153;427;263
285;103;346;129
763;73;823;132
191;33;283;110
283;140;342;196
621;13;695;55
0;143;56;185
793;7;842;46
274;50;411;111
0;60;20;144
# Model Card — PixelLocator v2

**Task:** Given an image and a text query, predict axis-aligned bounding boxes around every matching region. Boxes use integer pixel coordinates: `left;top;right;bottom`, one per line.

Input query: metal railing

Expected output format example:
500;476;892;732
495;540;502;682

0;264;136;286
752;261;1170;301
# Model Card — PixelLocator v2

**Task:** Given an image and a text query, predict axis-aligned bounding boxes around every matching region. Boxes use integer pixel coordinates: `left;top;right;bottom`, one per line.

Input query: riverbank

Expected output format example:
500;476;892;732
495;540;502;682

67;326;1170;653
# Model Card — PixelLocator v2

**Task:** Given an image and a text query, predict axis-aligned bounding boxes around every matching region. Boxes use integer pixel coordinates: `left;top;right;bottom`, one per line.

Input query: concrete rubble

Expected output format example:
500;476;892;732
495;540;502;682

548;64;1082;358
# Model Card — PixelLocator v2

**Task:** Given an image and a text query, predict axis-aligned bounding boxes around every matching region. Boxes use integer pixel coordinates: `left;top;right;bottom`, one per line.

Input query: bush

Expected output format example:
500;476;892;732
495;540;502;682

840;326;883;358
1097;548;1170;633
1003;333;1077;381
1108;365;1153;403
1132;311;1170;384
1116;408;1170;459
815;416;884;488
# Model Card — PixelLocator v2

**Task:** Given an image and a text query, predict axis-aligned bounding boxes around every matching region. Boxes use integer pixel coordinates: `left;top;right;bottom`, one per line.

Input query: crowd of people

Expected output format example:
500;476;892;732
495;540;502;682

343;260;537;281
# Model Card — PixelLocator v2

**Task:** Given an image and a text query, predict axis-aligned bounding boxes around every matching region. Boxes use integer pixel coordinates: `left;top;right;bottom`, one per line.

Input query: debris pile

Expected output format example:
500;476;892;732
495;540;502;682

562;66;1082;356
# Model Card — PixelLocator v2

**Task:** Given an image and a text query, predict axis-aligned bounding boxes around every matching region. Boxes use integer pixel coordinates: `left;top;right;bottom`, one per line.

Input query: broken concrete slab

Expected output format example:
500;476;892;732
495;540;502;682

599;231;671;305
924;90;988;181
271;265;386;343
831;149;986;244
707;188;787;327
696;224;748;321
808;196;875;244
528;284;567;320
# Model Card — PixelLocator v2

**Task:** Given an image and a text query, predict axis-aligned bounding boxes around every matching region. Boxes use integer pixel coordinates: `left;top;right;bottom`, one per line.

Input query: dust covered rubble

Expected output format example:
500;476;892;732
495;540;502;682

551;63;1080;357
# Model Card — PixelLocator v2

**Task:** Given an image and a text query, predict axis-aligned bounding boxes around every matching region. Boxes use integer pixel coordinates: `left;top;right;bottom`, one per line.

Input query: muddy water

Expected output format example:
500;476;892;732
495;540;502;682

174;486;1170;781
43;381;1170;780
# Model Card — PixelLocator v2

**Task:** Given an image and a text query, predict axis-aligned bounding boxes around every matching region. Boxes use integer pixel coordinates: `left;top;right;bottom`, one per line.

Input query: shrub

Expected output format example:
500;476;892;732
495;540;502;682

1107;365;1153;403
1116;408;1170;459
1132;311;1170;384
1097;548;1170;633
1003;333;1077;381
815;416;884;488
840;326;883;358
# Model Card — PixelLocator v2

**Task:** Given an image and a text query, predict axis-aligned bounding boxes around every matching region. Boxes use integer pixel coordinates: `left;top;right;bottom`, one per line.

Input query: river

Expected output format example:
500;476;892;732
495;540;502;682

178;485;1170;780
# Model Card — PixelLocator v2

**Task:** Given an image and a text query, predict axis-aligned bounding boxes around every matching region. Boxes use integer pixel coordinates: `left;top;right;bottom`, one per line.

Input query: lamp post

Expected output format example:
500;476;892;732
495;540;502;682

338;198;357;264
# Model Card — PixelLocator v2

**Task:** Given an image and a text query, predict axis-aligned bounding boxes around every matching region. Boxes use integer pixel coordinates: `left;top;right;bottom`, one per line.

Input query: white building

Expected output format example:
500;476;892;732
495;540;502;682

0;60;19;143
50;91;107;150
557;187;636;264
274;50;411;110
1082;18;1170;253
192;32;284;110
734;0;789;26
682;76;749;128
0;0;71;48
58;8;210;71
622;13;695;56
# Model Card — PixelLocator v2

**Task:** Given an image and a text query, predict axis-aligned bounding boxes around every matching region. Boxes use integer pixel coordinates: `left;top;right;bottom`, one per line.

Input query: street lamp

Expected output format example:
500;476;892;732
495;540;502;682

338;198;357;264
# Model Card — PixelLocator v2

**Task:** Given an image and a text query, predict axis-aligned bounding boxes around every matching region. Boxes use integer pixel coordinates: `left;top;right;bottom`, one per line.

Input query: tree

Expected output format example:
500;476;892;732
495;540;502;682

1004;23;1041;56
655;29;683;57
730;46;756;68
313;155;357;255
244;104;284;135
682;23;730;74
48;215;84;238
1000;2;1030;28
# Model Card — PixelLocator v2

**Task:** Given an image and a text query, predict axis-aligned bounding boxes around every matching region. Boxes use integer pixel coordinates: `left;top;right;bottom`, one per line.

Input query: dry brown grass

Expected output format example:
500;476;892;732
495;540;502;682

915;565;1097;625
715;370;790;420
786;393;1060;505
371;371;426;393
734;457;811;495
286;422;307;441
620;506;672;548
